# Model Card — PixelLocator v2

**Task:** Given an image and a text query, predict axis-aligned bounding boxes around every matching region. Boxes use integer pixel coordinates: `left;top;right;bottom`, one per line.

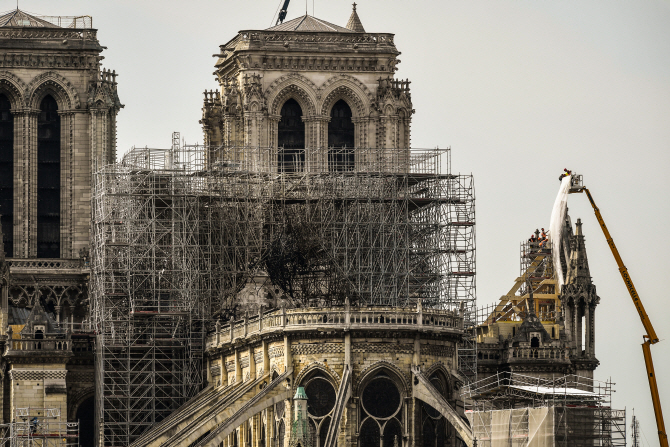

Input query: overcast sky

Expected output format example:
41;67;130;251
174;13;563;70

17;0;670;443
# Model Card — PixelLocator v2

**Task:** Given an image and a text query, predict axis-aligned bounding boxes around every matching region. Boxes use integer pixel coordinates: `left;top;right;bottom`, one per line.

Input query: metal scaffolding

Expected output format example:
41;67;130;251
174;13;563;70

91;136;476;444
0;408;79;447
462;372;626;446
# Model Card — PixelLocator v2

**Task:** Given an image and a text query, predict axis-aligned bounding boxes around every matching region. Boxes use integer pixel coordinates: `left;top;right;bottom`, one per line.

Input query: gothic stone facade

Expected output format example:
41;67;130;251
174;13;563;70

476;218;600;381
0;9;121;443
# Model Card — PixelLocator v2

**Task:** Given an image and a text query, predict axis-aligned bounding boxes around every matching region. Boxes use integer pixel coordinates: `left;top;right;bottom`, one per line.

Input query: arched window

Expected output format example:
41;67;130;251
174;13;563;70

328;100;354;172
75;396;95;447
0;93;13;257
383;418;402;447
303;374;336;447
360;372;403;447
37;95;60;258
278;99;305;173
531;336;540;348
359;418;380;447
276;419;285;447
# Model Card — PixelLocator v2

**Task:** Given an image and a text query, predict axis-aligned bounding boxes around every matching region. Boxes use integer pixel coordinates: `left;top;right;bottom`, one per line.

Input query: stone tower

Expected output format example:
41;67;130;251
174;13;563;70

0;9;120;444
200;5;413;170
132;5;475;447
0;8;122;264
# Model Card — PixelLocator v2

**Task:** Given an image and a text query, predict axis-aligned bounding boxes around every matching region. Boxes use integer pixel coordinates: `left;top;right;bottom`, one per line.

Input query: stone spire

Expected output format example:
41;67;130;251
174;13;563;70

346;3;366;33
565;218;591;285
289;387;312;447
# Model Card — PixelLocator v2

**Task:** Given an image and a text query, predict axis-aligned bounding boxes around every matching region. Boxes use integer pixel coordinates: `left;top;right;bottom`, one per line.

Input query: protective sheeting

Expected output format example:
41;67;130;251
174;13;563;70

528;407;553;447
491;409;511;446
468;407;555;447
550;175;571;287
510;385;596;396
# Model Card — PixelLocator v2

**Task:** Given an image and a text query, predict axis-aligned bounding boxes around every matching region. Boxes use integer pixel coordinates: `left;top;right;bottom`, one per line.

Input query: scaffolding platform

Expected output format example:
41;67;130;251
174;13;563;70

91;138;476;445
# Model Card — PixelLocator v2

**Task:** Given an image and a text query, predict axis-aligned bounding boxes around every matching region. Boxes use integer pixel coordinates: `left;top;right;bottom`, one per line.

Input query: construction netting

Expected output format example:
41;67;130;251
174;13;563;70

468;407;553;447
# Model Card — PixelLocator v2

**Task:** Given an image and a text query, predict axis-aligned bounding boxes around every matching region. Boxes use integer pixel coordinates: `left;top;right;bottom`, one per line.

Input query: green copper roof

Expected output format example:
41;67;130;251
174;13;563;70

294;387;307;400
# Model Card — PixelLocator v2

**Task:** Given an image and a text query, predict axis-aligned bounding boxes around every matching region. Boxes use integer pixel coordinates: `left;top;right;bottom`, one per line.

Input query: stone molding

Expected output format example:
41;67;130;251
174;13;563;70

210;364;222;377
268;346;284;358
67;371;94;383
10;369;67;380
24;70;81;109
0;53;99;70
420;344;455;357
292;343;343;355
352;343;413;354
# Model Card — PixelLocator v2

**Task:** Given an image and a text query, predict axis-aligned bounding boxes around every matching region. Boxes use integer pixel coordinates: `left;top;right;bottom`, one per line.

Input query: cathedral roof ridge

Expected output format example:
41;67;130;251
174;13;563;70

265;14;354;33
0;8;60;28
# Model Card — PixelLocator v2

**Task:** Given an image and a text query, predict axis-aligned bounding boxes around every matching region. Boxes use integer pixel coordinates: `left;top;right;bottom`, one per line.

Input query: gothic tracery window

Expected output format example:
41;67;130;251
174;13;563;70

278;98;305;173
359;372;403;447
37;95;60;258
0;93;13;257
275;401;286;447
303;374;336;447
328;99;354;172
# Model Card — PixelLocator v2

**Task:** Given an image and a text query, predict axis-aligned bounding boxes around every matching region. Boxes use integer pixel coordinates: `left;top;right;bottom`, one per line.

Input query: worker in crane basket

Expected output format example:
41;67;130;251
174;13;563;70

558;168;572;182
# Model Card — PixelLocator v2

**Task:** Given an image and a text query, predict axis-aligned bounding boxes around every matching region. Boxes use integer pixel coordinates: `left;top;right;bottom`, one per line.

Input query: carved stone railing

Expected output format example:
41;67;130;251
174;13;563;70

476;348;501;362
8;337;71;352
6;258;88;270
0;27;97;41
506;346;569;361
208;305;464;350
239;31;395;46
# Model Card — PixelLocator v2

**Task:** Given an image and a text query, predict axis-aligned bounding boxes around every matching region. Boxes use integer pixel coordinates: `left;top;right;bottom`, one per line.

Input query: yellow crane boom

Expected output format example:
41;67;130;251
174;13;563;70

570;182;667;447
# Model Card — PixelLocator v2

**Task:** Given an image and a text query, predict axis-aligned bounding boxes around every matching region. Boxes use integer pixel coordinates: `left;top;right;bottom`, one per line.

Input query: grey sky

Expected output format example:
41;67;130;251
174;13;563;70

18;0;670;443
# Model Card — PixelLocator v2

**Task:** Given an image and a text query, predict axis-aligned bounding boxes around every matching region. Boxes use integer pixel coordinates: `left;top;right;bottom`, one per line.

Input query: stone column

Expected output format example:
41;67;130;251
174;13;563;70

576;305;583;356
589;305;596;357
235;349;242;384
25;110;38;257
249;346;256;379
584;304;591;357
267;115;281;174
262;340;270;375
573;302;580;352
563;301;572;342
221;353;228;387
11;110;28;258
283;335;291;373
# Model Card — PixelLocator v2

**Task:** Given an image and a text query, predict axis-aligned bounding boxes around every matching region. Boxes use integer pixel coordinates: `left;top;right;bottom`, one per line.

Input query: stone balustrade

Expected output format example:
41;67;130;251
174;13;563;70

207;305;463;349
8;337;70;352
6;258;88;270
506;346;569;361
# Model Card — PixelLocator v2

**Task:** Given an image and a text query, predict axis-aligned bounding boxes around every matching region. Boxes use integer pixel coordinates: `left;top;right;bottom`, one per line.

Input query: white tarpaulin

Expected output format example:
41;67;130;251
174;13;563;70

549;175;571;287
528;407;553;447
468;407;555;446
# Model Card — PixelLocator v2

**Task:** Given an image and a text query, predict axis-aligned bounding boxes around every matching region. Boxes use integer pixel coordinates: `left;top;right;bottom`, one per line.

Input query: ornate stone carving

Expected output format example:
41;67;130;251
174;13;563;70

9;369;68;380
0;71;26;104
291;343;343;355
352;343;413;354
24;71;81;109
420;344;455;357
67;371;95;382
268;346;284;358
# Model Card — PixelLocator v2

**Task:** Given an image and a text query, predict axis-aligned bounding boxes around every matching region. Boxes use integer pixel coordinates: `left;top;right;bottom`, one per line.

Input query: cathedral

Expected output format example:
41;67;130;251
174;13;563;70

0;5;622;447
